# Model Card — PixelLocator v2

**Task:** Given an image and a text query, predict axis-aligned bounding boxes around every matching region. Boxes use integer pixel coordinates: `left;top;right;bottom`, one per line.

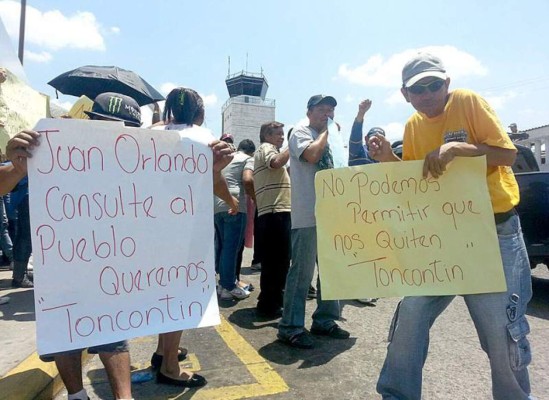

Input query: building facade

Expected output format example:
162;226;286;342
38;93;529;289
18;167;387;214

221;71;275;147
515;124;549;171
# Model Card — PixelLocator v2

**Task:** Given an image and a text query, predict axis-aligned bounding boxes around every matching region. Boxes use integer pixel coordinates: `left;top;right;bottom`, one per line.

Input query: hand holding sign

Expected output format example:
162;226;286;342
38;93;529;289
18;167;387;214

315;157;506;300
28;119;220;355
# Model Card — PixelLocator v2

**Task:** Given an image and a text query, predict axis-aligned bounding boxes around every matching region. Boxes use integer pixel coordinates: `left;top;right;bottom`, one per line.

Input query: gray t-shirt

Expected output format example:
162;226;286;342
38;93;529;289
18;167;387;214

214;151;254;214
289;125;321;228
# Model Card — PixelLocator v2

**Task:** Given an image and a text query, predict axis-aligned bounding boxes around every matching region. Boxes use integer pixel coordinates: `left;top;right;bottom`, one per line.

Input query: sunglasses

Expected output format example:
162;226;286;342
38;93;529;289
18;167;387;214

406;79;445;95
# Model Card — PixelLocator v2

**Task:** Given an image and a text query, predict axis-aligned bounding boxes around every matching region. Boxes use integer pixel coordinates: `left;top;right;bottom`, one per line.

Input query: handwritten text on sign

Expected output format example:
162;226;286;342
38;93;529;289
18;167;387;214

315;157;506;300
28;119;220;355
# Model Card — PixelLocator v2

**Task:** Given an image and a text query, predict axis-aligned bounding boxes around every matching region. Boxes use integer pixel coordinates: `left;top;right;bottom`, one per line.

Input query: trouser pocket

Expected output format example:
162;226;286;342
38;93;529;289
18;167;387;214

507;316;532;371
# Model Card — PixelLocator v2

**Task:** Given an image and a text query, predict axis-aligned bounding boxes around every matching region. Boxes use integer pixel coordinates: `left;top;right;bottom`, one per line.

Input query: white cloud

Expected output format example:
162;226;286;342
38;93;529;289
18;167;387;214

50;98;73;111
202;93;217;106
0;0;107;51
381;122;405;143
24;50;52;63
338;53;398;87
159;82;177;95
385;89;407;106
110;26;120;34
481;90;517;110
158;82;217;107
338;45;488;88
344;94;355;103
294;117;309;129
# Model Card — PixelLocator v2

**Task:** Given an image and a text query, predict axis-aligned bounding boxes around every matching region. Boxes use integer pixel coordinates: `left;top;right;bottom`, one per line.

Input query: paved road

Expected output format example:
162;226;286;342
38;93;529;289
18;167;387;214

47;254;549;400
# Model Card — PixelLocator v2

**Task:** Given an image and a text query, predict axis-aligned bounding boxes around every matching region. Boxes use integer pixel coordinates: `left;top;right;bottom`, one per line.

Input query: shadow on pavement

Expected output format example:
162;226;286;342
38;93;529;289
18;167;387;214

527;276;549;320
228;305;358;369
227;307;279;330
258;336;357;370
0;288;35;323
86;364;206;400
341;299;378;309
0;277;13;291
0;367;53;400
239;266;260;277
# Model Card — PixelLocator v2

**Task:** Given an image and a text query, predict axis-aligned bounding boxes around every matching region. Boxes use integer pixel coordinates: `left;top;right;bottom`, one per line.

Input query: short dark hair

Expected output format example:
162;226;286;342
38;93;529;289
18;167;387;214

163;87;204;125
259;121;285;143
237;139;256;155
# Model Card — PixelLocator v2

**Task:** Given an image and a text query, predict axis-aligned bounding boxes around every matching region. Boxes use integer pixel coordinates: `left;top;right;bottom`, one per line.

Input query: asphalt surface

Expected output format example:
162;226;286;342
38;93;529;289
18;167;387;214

1;250;549;400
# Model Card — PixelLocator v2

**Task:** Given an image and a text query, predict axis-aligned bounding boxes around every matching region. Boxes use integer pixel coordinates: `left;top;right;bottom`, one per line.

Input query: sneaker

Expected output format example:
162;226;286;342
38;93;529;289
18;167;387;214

307;285;317;299
250;263;262;271
310;324;350;339
237;280;254;292
12;275;34;288
277;331;314;349
219;286;250;300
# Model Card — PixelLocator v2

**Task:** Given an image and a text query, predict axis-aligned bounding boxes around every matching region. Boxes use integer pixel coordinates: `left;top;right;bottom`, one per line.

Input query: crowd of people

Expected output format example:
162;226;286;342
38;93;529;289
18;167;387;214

0;52;535;400
0;67;34;294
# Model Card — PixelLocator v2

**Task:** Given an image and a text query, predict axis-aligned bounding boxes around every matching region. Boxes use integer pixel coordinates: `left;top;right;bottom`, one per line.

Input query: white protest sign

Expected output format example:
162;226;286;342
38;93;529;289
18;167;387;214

28;118;220;355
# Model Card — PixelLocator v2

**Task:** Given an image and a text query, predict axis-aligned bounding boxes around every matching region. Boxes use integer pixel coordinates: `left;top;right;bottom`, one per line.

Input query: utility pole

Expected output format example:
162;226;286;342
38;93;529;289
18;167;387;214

18;0;26;64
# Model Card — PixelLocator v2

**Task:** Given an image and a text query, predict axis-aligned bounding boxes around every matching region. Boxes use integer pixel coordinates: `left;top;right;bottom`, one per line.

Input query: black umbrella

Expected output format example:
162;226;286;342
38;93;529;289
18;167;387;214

48;65;164;106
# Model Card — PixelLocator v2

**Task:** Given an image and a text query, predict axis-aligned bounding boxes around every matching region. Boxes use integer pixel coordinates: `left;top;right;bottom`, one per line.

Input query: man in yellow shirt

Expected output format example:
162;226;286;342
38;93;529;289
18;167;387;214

370;53;533;400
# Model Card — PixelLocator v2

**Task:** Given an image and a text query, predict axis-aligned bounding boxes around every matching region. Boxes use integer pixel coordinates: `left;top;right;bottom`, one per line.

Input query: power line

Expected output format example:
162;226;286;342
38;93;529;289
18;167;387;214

479;76;549;92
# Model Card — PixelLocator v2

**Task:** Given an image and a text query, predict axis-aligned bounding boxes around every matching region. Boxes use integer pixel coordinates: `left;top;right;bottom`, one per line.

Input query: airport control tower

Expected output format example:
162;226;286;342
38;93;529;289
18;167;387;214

221;70;275;147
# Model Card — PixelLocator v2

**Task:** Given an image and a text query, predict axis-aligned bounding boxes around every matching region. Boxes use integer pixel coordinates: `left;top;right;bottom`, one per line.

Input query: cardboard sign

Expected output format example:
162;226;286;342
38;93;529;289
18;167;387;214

315;157;507;300
0;69;48;150
28;119;220;355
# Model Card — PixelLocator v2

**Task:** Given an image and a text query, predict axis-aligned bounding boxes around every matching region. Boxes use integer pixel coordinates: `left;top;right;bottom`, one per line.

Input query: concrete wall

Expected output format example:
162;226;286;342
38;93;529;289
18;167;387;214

222;100;275;148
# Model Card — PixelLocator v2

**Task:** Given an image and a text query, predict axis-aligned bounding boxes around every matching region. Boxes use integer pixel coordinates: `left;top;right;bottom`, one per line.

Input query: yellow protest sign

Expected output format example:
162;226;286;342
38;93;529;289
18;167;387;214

68;95;93;120
315;157;507;299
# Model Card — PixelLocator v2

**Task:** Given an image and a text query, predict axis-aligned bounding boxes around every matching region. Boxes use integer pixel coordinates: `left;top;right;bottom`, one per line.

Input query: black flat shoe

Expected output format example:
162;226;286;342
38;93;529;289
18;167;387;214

150;347;188;369
156;371;207;388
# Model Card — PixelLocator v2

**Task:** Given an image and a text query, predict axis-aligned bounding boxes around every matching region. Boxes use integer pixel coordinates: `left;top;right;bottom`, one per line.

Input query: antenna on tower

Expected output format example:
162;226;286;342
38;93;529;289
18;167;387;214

227;56;231;77
246;52;249;72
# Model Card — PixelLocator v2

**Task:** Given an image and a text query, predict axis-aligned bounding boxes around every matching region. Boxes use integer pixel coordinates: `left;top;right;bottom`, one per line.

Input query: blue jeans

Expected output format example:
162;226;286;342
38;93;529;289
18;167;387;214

0;197;13;261
214;212;246;291
278;227;341;338
377;214;533;400
40;340;129;362
13;195;32;281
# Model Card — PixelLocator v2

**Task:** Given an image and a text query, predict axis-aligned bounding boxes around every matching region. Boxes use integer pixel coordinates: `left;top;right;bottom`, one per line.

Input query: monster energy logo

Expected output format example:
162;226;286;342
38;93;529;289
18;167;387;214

108;96;123;113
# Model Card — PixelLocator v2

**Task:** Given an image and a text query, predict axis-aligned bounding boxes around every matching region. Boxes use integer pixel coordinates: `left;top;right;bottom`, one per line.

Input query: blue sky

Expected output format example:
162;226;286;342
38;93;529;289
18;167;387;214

1;0;548;142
